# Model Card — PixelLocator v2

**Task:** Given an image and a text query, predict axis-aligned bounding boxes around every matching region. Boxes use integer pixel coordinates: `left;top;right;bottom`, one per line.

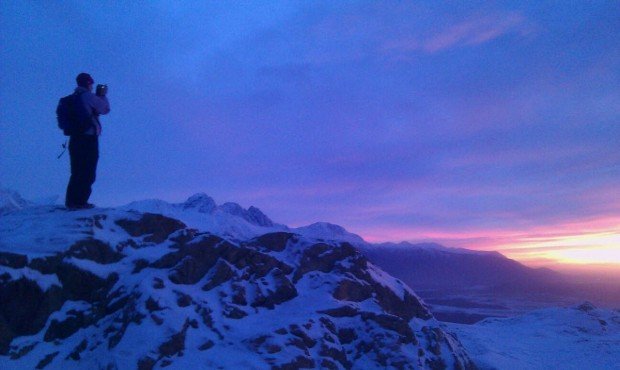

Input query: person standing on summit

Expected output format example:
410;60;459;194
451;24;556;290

64;72;110;209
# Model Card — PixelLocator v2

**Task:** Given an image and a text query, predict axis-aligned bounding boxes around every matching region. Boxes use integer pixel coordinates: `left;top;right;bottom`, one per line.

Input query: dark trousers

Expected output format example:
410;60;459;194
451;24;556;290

65;135;99;206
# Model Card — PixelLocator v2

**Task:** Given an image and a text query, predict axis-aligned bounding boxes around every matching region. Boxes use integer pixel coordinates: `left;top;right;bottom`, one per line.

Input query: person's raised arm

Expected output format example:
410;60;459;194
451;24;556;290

90;94;110;115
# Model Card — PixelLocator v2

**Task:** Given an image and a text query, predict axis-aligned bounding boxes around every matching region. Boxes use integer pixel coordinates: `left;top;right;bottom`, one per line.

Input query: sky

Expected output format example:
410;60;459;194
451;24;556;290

1;1;619;272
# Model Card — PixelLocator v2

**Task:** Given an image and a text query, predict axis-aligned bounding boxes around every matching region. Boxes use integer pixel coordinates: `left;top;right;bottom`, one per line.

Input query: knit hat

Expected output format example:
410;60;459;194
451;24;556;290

76;73;94;87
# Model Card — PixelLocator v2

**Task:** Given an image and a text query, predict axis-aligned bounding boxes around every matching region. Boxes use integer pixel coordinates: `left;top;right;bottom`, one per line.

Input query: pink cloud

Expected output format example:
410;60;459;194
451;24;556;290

358;215;620;249
382;12;532;54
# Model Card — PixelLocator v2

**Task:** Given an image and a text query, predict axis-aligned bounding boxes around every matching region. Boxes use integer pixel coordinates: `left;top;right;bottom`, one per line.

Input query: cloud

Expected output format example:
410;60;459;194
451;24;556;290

382;12;532;54
1;2;618;273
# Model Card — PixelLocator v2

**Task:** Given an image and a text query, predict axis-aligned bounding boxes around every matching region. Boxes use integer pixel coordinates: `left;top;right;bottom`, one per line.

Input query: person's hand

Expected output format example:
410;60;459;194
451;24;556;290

96;84;108;97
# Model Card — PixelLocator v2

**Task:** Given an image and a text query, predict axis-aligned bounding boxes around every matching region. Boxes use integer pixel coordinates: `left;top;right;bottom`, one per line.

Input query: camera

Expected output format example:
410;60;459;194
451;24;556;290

96;84;108;97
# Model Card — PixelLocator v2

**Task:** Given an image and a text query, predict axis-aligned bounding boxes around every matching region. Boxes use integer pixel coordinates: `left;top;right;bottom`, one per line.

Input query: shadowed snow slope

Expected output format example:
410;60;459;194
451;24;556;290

360;242;562;289
0;203;475;369
447;302;620;369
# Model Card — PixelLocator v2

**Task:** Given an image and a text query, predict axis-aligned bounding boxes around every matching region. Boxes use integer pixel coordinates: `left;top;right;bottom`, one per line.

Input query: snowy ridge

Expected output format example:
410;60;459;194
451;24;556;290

293;222;366;245
120;194;283;242
120;193;367;244
0;196;475;369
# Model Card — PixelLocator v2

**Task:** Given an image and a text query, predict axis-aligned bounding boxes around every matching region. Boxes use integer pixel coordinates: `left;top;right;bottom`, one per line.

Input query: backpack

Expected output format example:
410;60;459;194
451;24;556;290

56;92;92;136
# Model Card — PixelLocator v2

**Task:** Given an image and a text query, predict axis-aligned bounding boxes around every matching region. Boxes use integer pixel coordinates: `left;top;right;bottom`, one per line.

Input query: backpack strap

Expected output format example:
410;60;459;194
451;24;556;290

73;90;95;127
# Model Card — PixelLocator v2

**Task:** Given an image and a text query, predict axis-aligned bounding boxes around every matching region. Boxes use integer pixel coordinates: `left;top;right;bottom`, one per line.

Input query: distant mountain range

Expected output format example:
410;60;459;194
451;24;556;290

359;241;563;290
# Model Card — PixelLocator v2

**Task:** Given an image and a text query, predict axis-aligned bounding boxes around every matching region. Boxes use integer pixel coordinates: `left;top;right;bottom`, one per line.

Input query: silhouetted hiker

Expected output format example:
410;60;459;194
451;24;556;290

62;72;110;210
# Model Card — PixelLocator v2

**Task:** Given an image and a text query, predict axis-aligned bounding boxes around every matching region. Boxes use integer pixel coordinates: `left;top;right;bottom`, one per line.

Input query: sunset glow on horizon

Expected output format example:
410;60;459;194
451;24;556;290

358;215;620;273
499;231;620;264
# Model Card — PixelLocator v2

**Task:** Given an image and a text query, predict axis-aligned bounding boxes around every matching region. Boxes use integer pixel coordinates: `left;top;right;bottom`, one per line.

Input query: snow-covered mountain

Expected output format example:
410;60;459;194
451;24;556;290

0;194;475;369
448;302;620;369
0;187;31;215
358;242;573;323
120;193;366;245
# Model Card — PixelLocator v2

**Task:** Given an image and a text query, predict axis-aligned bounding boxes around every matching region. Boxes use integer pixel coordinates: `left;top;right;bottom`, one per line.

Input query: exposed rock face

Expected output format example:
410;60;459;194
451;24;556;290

0;252;27;269
0;278;63;353
218;202;275;227
0;208;475;369
66;239;124;264
115;213;186;243
246;206;274;227
182;193;217;213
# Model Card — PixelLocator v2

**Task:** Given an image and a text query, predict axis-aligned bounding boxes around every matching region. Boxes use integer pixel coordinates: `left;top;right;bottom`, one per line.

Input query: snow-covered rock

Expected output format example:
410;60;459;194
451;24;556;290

0;202;474;369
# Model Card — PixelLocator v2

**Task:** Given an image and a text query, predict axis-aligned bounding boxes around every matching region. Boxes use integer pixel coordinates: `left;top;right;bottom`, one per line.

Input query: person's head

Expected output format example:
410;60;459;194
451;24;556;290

76;72;94;91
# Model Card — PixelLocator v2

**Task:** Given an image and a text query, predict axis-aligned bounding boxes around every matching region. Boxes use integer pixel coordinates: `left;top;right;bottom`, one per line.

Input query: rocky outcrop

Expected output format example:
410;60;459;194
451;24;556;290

0;252;27;269
247;232;298;252
217;202;275;227
66;239;124;264
0;208;475;369
115;213;186;243
0;278;63;354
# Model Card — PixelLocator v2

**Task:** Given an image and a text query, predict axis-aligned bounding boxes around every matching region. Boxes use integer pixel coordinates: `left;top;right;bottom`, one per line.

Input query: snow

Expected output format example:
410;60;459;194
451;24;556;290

0;206;99;257
293;222;366;244
447;304;620;369
366;261;423;303
0;266;62;291
64;257;119;279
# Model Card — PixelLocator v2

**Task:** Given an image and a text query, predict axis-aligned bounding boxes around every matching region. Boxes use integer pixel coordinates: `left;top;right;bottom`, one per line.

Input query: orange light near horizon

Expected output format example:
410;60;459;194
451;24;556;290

555;246;620;264
500;231;620;266
359;217;620;272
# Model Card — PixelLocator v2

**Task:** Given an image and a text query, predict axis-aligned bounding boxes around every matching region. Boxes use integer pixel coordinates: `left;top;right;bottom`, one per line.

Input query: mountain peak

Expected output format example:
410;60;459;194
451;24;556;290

246;206;274;227
294;222;365;244
217;201;245;215
182;193;216;213
0;187;31;215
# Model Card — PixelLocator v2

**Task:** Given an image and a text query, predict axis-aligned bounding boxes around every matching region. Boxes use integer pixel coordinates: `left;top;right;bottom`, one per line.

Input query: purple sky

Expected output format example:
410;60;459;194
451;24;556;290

1;2;619;262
